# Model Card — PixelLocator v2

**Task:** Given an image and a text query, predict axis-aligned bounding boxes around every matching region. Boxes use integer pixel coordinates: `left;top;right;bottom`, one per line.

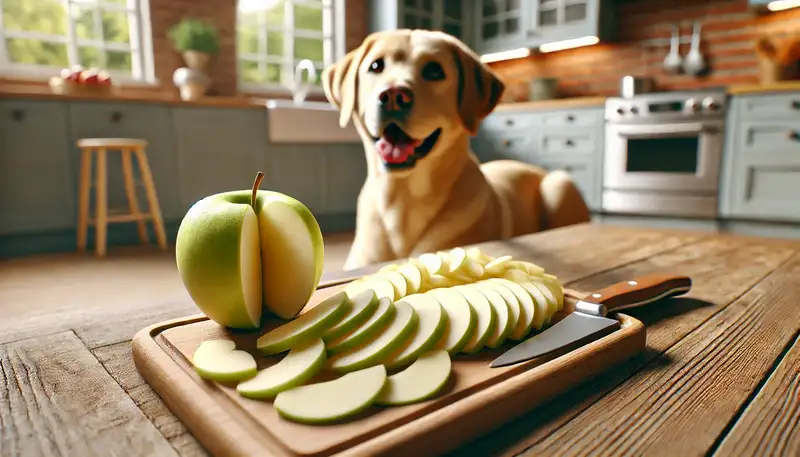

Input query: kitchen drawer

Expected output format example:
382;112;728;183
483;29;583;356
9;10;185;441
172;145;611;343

726;154;800;222
541;109;603;127
740;121;800;155
539;129;596;155
487;134;538;163
737;94;800;121
480;111;540;132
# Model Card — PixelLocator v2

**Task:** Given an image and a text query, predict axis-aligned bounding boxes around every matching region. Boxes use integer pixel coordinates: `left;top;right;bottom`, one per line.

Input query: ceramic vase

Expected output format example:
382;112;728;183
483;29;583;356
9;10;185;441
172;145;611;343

173;50;213;100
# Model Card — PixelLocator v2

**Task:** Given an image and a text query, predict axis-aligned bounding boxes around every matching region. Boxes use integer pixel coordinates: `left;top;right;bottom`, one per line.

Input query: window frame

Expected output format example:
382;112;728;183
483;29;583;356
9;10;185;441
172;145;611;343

0;0;157;85
236;0;345;96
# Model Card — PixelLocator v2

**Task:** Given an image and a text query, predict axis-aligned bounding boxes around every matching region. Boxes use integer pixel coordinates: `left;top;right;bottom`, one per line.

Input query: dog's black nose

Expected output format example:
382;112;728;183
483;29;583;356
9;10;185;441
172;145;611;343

379;86;414;112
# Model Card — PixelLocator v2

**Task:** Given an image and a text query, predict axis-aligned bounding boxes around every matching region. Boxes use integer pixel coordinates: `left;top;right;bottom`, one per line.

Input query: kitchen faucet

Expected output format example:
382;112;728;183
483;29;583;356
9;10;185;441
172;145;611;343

293;59;317;105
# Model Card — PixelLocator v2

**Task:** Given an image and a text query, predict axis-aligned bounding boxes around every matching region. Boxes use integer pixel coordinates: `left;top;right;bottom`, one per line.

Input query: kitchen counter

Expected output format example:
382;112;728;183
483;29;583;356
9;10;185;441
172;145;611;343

728;81;800;95
1;223;799;457
494;96;607;112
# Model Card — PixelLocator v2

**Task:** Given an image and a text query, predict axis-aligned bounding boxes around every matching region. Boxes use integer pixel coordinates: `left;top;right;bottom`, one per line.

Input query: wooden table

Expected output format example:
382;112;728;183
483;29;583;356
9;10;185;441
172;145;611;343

2;223;799;457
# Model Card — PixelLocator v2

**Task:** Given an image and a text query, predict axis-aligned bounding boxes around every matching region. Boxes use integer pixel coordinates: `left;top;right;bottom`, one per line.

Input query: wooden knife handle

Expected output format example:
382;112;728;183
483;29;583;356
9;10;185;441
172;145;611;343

586;273;692;313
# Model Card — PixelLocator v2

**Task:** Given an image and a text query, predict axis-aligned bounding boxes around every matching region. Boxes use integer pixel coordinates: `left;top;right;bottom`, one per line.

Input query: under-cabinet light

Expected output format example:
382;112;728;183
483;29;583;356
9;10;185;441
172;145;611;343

539;36;600;53
767;0;800;11
480;48;532;63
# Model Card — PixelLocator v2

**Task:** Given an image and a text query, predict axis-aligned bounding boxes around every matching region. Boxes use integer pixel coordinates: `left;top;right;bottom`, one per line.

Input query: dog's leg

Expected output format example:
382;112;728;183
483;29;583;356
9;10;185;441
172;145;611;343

343;203;396;270
540;169;592;229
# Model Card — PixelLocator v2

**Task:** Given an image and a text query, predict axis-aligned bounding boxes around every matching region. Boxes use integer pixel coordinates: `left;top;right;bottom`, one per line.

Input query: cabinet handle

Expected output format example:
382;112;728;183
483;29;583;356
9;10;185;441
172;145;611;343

502;139;512;147
11;109;25;121
566;114;576;122
565;139;575;147
787;130;800;141
505;119;514;126
111;111;123;122
564;165;573;172
792;101;800;110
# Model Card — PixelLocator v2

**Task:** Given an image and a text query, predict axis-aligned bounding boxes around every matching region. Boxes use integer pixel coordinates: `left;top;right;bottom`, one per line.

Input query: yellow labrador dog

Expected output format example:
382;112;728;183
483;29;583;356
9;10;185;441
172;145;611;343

322;30;590;270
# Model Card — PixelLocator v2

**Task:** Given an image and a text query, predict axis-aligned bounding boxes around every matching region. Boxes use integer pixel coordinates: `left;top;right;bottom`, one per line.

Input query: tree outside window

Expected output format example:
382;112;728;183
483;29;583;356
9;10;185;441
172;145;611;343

237;0;343;93
0;0;154;83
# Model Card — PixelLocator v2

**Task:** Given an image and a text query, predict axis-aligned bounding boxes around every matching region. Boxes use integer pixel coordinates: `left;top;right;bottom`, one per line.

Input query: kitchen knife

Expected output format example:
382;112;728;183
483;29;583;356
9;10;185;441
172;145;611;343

490;273;692;368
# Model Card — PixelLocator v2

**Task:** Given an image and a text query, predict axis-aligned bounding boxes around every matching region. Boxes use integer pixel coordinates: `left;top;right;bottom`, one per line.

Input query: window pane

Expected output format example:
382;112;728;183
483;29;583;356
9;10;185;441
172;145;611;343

265;1;284;28
240;60;261;84
238;25;259;55
101;10;130;43
72;5;97;40
266;31;284;56
106;50;132;72
265;63;281;84
79;46;101;68
7;37;68;66
443;0;461;20
294;2;322;32
294;37;322;62
2;0;68;34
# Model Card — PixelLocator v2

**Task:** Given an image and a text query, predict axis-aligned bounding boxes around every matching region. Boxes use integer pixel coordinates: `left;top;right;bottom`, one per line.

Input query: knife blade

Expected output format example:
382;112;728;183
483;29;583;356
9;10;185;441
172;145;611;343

490;273;692;368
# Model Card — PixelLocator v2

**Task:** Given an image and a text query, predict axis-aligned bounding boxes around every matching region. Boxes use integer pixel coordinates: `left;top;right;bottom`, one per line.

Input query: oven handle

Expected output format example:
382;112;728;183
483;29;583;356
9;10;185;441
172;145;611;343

613;122;717;138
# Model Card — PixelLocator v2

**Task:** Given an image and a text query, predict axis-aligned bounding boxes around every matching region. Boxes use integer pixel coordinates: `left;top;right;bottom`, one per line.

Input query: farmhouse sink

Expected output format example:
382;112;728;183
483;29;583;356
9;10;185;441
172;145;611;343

265;99;361;144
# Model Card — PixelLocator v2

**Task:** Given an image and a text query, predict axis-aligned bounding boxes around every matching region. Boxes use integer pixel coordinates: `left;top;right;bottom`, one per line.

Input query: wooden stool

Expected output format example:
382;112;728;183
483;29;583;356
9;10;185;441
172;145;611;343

76;138;168;257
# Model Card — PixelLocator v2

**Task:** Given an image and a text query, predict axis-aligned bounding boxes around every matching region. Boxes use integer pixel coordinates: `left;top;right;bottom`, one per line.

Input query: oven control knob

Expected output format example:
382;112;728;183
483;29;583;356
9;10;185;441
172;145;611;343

630;106;640;115
685;99;700;112
702;97;720;111
616;107;626;115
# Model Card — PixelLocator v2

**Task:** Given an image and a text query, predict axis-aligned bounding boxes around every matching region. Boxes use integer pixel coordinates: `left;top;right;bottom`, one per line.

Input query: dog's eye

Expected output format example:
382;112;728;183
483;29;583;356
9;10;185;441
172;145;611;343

369;58;384;73
422;62;445;81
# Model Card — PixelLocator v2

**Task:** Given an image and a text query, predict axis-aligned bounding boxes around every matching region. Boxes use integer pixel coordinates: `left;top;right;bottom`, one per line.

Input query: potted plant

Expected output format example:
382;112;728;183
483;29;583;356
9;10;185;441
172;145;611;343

168;18;220;72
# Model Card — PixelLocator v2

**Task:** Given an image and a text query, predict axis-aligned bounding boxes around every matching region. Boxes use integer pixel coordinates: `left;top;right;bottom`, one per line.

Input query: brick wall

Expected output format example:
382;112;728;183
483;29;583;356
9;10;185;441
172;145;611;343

489;0;800;101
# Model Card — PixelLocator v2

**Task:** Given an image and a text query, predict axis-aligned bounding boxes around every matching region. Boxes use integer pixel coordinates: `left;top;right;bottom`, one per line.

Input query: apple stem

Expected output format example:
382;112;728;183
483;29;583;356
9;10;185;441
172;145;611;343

251;171;265;210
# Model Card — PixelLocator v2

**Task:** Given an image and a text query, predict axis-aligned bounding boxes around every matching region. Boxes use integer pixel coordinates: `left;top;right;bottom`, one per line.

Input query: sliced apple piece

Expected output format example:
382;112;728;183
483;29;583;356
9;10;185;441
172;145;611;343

518;282;550;331
322;289;378;343
257;291;350;355
507;260;545;277
375;349;451;406
192;340;257;382
378;263;400;272
453;284;496;354
427;287;475;355
466;246;493;265
274;365;387;424
396;262;423;295
327;301;417;373
372;270;408;299
468;282;512;348
326;297;395;354
381;293;446;370
488;278;535;340
408;257;431;285
426;274;457;290
484;255;513;276
345;277;396;301
539;273;565;311
446;247;485;278
237;338;325;399
479;279;521;339
418;252;445;276
503;268;532;284
530;281;558;326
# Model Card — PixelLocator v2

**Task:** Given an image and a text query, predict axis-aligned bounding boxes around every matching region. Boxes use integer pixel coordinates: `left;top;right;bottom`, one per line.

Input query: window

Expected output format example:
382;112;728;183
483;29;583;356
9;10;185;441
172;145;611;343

0;0;154;83
237;0;344;93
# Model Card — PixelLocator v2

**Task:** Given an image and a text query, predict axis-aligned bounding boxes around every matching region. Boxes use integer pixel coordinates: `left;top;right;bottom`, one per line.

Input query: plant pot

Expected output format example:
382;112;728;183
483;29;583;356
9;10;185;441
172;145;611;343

183;50;212;72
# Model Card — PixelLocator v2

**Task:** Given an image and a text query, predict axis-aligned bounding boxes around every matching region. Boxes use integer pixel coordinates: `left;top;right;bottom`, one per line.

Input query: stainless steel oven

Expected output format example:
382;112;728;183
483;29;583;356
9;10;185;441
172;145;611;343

603;89;728;218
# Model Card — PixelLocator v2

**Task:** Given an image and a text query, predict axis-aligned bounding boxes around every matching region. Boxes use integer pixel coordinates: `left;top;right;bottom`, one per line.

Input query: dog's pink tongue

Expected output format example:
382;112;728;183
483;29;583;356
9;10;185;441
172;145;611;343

377;124;418;164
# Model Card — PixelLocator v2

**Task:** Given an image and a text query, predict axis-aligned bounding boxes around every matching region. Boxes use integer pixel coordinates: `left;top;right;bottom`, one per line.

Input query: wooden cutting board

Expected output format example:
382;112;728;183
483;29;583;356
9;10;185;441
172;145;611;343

132;282;646;457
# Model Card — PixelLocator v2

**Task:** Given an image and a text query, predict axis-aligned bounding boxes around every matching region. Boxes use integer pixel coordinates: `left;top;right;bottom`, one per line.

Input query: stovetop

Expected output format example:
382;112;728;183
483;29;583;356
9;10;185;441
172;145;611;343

605;88;728;124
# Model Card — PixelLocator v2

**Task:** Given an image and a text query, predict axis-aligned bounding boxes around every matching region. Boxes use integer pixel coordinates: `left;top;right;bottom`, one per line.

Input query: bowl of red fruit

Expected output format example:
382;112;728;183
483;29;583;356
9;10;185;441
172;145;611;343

50;66;116;96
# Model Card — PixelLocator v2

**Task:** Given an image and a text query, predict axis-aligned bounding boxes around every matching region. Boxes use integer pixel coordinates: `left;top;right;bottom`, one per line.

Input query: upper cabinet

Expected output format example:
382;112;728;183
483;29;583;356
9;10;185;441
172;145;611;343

472;0;526;54
369;0;472;45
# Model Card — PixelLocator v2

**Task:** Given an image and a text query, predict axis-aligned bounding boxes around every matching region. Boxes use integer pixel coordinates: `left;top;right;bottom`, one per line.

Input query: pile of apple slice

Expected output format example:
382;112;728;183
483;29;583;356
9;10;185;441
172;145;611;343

190;247;564;425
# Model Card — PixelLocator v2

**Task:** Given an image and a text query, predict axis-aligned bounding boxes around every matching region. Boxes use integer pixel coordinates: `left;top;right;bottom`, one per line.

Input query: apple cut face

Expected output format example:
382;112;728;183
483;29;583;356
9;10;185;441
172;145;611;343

257;192;325;320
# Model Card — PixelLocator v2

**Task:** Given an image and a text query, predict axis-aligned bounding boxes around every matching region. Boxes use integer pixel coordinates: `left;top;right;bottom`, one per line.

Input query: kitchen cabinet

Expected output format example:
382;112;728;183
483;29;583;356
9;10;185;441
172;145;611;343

471;104;605;211
0;100;75;235
68;102;182;221
173;107;269;213
369;0;472;44
472;0;616;55
720;92;800;223
323;146;368;214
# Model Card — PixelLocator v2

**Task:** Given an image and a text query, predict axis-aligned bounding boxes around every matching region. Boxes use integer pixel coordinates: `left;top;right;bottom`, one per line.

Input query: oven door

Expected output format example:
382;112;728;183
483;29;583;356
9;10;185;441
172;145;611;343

604;120;723;193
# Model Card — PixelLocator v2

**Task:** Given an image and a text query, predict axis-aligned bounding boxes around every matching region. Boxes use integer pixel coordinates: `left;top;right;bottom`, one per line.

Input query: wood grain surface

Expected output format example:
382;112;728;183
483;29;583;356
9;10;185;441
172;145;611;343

1;223;799;457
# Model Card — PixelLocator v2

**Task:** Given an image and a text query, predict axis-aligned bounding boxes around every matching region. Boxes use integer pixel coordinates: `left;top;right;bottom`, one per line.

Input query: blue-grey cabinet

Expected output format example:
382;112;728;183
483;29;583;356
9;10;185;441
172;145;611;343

0;100;75;234
370;0;471;44
720;92;800;223
67;102;181;221
173;107;269;213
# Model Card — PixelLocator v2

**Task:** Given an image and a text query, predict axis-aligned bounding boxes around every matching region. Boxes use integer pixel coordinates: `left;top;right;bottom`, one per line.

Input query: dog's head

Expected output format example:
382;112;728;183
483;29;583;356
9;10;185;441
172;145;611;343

322;30;505;172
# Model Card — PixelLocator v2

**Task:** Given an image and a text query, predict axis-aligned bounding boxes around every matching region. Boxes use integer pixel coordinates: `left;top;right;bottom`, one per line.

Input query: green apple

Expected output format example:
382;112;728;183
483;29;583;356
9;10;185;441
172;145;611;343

467;282;511;349
175;172;324;328
427;287;475;355
327;301;417;373
326;296;395;353
381;293;447;370
256;291;349;355
375;349;451;406
479;279;521;339
322;289;378;343
236;338;325;399
274;365;387;424
518;282;549;331
487;278;535;340
371;270;408;299
452;284;495;354
191;340;257;382
345;277;396;301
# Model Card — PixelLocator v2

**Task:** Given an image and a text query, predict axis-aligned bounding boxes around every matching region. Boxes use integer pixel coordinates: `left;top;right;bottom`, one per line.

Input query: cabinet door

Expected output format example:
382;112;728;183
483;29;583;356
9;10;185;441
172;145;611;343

526;0;599;46
68;102;181;221
400;0;437;30
264;146;326;215
728;155;800;222
173;107;269;213
473;0;525;54
324;146;367;214
0;100;75;234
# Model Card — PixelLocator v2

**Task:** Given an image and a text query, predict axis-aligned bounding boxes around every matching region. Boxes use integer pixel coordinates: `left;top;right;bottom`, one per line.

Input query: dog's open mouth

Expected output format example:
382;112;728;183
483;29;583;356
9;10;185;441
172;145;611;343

373;123;441;170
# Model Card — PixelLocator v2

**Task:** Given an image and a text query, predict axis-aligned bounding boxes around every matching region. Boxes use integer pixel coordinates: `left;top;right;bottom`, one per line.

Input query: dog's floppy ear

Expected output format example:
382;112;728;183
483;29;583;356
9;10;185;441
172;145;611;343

451;39;505;135
322;34;378;128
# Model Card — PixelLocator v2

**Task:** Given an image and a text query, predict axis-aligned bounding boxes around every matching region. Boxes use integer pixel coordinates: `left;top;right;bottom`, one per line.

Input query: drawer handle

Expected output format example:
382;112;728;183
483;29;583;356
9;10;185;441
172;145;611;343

564;165;573;172
566;114;576;122
502;139;512;147
788;131;800;141
111;111;123;122
11;109;25;121
505;119;514;126
792;101;800;110
565;139;575;147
